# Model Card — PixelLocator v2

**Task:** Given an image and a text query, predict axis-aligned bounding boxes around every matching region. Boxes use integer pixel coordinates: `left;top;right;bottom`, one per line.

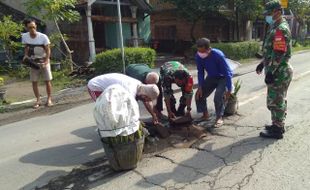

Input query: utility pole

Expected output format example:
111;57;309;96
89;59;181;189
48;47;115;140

117;0;126;73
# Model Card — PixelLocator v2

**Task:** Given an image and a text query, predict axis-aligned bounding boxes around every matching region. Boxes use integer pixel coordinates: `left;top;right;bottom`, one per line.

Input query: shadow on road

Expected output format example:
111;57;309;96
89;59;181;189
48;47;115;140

20;126;102;167
135;136;276;189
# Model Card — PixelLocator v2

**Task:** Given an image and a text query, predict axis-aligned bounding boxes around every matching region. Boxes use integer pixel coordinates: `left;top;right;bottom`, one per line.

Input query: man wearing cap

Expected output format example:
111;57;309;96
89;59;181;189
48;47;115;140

87;73;160;124
256;0;293;139
160;61;193;119
125;64;164;119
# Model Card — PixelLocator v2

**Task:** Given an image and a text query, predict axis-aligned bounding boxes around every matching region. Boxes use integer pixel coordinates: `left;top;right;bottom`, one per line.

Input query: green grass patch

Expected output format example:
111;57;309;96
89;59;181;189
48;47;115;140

238;58;259;64
44;70;86;92
292;46;310;53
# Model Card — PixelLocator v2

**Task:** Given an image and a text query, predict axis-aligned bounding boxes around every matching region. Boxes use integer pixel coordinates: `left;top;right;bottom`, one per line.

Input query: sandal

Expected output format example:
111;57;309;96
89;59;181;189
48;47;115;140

33;102;41;109
214;119;224;128
45;101;54;107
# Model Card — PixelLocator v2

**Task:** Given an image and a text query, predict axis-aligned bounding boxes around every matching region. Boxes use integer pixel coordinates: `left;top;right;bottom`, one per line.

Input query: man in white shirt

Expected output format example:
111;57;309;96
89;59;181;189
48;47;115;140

22;19;53;108
88;73;160;124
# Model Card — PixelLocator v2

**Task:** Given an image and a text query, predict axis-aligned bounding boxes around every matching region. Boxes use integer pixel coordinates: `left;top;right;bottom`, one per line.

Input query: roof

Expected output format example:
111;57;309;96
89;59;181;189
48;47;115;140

130;0;152;13
77;0;152;13
0;2;43;26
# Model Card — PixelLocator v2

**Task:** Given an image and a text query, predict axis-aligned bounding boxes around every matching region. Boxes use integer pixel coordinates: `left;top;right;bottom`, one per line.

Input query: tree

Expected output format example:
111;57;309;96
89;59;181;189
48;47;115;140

160;0;226;42
24;0;80;71
0;16;23;63
233;0;264;41
288;0;310;40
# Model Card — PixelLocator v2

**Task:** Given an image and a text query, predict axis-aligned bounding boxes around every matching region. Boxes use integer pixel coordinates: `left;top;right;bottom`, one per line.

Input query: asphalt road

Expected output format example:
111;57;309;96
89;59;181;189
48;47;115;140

1;51;310;190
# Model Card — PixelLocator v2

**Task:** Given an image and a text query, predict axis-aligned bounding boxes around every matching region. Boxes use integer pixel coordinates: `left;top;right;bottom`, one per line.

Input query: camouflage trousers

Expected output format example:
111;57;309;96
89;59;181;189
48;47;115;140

266;64;293;128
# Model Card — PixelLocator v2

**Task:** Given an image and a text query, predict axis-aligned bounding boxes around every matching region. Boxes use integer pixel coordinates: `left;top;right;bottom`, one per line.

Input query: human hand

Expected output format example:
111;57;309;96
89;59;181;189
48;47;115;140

168;111;176;119
195;87;203;100
256;62;264;75
224;91;231;101
152;115;159;125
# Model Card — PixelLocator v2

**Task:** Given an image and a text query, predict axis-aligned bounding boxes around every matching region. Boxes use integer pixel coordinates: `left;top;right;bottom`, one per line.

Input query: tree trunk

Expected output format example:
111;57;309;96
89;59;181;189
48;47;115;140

245;20;253;41
54;19;74;72
236;9;240;41
190;19;198;43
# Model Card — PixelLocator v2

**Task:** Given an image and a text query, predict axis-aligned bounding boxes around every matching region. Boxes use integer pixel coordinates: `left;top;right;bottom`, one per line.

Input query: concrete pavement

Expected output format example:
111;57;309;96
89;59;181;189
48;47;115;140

89;61;310;190
1;51;310;189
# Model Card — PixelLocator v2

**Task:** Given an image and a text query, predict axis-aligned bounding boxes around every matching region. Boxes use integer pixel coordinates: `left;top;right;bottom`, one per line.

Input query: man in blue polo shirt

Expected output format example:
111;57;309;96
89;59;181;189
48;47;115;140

195;38;233;127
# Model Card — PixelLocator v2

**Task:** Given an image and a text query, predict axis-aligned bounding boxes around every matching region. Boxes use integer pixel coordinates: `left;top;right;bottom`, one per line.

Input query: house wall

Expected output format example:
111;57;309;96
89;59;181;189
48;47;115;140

150;10;234;53
60;16;89;64
102;5;132;49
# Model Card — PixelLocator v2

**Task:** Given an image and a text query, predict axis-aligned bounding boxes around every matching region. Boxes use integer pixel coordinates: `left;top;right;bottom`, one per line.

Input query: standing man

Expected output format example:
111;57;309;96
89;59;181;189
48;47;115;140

160;61;193;119
22;19;53;108
87;73;160;124
256;0;293;139
195;38;233;127
125;64;163;119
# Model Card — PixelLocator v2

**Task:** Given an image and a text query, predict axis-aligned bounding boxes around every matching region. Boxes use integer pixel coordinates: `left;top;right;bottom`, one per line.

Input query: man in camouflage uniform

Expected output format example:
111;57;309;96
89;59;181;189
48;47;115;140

160;61;193;119
256;0;293;139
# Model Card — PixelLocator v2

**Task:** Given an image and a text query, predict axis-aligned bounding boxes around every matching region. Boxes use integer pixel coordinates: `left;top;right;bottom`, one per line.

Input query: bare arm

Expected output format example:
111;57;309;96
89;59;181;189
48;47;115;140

23;46;29;60
44;44;51;64
143;101;158;124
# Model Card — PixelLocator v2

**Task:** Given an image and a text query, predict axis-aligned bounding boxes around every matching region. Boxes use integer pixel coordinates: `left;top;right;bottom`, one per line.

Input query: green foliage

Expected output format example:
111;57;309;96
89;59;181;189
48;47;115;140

160;0;225;41
93;47;156;74
0;16;23;62
160;0;225;22
24;0;80;23
0;77;3;86
51;70;86;90
232;79;241;98
234;0;264;20
8;67;29;79
289;0;310;23
49;33;69;49
193;41;260;60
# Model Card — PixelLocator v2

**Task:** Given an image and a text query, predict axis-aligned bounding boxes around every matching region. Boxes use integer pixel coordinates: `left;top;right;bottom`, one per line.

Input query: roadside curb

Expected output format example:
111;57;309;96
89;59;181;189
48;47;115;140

1;86;88;111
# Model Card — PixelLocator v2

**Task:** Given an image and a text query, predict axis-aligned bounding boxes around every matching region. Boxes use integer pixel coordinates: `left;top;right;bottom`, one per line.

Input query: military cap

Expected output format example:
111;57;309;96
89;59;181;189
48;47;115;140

263;0;282;15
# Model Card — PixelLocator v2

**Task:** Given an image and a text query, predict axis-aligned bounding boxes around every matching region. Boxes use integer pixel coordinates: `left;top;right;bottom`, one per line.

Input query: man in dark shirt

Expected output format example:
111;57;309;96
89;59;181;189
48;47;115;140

125;64;163;122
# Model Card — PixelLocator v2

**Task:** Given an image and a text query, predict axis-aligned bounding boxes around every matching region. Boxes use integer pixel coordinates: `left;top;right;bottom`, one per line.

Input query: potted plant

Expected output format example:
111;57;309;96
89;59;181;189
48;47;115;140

51;61;61;71
224;79;241;115
0;77;6;101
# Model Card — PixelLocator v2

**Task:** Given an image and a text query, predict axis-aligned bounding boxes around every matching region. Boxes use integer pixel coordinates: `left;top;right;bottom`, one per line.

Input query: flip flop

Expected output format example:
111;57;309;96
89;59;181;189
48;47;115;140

33;102;41;109
45;102;54;107
214;119;224;128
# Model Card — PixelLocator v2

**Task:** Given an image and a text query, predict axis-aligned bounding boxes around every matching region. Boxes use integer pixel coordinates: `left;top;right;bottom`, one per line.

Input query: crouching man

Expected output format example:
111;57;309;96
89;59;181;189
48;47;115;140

125;64;164;120
87;73;160;123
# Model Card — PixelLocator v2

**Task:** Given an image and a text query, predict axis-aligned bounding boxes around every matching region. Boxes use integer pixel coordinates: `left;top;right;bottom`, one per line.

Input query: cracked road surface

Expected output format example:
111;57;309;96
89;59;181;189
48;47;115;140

1;52;310;190
89;73;310;190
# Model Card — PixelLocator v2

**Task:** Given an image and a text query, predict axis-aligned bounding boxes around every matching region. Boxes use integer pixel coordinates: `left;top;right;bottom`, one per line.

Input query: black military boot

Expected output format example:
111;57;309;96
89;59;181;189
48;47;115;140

260;125;285;139
265;124;286;133
175;104;186;117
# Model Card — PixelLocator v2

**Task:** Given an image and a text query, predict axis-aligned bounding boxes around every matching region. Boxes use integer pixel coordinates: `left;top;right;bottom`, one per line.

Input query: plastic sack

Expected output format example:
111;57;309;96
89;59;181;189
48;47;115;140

226;58;241;71
94;84;140;137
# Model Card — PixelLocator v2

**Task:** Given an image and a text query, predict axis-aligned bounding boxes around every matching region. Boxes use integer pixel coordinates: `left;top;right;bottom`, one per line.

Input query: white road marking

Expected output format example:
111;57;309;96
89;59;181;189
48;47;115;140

239;70;310;107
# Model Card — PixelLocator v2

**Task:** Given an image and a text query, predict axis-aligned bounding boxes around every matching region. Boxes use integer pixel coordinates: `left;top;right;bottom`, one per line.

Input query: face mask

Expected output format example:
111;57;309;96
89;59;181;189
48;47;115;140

265;16;273;25
197;52;208;59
